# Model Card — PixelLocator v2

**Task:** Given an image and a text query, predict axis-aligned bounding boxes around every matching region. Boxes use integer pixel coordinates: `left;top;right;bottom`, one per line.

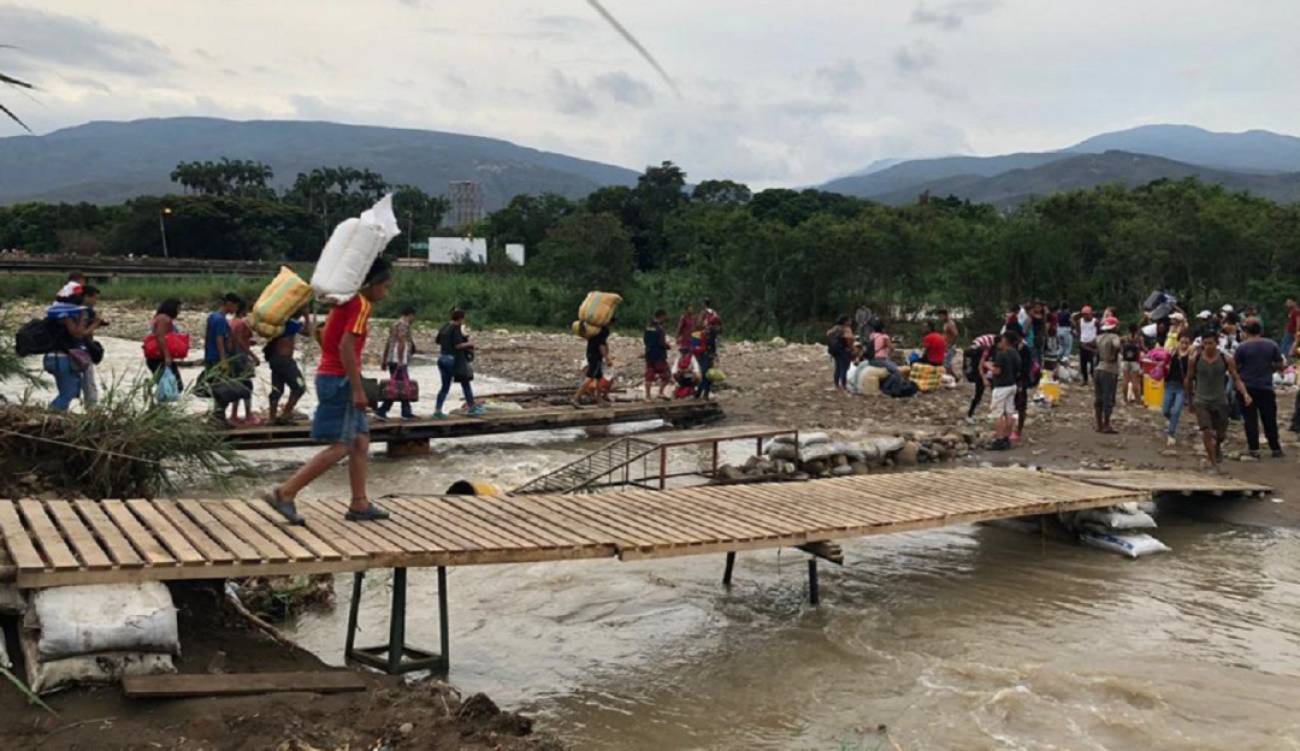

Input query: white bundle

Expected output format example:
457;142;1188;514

311;193;401;304
1076;507;1157;531
1080;530;1171;559
21;639;174;694
29;582;179;659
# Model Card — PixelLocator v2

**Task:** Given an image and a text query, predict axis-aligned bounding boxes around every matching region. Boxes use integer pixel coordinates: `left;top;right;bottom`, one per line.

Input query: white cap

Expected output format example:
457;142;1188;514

1221;304;1234;313
1170;312;1185;321
1197;310;1213;319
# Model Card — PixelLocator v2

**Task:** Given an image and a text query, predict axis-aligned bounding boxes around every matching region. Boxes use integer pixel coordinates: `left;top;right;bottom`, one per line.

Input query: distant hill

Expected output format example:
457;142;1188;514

822;124;1300;205
870;151;1300;207
1064;124;1300;173
0;117;641;208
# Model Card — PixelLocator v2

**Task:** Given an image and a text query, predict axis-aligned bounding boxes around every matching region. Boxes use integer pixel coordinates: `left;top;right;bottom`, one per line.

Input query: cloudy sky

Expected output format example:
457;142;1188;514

3;0;1298;186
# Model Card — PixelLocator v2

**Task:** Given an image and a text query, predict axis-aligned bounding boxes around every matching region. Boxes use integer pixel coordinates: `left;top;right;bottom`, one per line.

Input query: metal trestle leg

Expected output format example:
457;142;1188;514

345;567;449;675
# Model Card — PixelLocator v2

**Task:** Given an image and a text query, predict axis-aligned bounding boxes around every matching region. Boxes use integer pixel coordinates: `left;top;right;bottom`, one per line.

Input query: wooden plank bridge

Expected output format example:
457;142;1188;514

221;399;724;450
0;467;1269;589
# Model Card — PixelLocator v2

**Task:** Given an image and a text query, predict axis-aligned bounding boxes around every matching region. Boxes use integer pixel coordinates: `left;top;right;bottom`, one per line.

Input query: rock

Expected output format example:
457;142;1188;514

831;465;853;477
399;723;414;736
849;461;869;475
768;336;788;348
720;465;747;481
833;454;850;467
895;441;920;466
1159;449;1179;458
743;455;761;471
1239;453;1258;462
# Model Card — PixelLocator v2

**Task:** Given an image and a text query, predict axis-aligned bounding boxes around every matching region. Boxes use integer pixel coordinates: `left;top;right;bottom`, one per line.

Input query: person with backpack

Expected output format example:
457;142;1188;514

434;308;481;418
266;308;312;425
375;307;417;421
262;257;395;526
643;309;672;400
827;315;854;392
965;333;997;419
42;291;92;412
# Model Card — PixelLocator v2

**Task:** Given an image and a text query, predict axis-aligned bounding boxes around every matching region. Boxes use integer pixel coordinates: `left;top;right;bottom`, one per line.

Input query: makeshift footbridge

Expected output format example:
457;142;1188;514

0;468;1269;675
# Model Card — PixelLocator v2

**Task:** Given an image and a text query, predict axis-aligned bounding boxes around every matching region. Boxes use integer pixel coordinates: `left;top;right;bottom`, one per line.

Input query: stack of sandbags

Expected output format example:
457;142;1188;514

20;582;179;694
250;266;313;339
1061;501;1170;558
311;193;401;305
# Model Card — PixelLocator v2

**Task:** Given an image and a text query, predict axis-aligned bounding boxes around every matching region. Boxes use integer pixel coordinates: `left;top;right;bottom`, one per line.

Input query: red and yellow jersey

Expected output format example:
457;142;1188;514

317;296;372;377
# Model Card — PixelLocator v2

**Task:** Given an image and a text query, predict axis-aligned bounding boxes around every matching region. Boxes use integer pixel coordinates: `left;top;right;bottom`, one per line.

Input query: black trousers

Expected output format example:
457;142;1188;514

968;378;985;417
1079;346;1097;384
1243;386;1281;452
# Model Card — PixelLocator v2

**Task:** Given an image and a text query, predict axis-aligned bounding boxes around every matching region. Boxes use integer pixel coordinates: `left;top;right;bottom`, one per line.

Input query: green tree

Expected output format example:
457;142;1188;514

534;211;635;292
691;179;752;206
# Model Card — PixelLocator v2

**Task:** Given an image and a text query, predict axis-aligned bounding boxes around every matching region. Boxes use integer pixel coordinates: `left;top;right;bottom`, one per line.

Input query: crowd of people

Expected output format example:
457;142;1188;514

826;297;1297;468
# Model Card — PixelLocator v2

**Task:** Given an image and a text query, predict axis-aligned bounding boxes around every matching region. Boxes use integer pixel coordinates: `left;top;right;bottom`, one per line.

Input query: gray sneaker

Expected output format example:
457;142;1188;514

261;488;306;526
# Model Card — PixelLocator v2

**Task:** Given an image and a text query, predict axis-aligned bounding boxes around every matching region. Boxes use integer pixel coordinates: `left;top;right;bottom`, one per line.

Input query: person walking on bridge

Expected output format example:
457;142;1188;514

266;308;312;425
262;258;394;525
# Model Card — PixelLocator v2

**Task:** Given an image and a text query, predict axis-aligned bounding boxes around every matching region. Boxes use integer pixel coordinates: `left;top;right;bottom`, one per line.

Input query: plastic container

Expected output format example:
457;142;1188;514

1143;375;1165;410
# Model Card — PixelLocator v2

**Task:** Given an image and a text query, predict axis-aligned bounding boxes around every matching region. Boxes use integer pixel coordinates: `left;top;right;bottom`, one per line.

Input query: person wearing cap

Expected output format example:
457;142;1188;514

1093;316;1123;433
1164;311;1187;351
262;257;395;525
1185;333;1250;469
1073;305;1099;385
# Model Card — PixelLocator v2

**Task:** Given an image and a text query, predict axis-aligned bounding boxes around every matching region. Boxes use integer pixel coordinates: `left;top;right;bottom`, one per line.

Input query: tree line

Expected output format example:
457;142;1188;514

3;157;1300;336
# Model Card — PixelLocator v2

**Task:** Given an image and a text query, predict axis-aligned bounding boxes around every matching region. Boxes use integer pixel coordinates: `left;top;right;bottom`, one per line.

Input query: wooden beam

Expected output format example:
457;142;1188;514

122;671;367;699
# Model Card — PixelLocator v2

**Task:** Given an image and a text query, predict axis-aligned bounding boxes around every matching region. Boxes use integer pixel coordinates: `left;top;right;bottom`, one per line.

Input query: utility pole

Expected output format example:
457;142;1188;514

159;207;173;259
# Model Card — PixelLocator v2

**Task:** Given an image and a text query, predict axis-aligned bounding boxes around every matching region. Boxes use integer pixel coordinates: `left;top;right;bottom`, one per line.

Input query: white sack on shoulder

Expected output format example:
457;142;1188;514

30;582;179;659
311;193;401;305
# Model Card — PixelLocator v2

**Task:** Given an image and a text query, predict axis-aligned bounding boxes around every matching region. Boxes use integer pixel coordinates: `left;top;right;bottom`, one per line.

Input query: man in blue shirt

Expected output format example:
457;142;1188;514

200;293;241;423
1234;319;1285;458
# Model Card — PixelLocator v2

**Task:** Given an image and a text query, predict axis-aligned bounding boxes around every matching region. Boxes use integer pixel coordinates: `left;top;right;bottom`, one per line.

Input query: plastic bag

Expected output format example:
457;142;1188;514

311;194;400;305
155;368;180;403
1080;530;1171;559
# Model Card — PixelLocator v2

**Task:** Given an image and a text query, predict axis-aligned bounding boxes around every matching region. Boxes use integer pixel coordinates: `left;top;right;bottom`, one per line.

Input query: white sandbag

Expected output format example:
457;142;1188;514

1136;500;1158;515
0;582;25;615
765;442;799;461
310;194;400;305
798;443;839;464
797;432;831;448
770;434;797;446
861;435;906;456
21;635;174;695
853;365;889;395
1080;530;1171;559
1077;507;1157;530
829;443;867;463
29;582;179;659
831;464;854;477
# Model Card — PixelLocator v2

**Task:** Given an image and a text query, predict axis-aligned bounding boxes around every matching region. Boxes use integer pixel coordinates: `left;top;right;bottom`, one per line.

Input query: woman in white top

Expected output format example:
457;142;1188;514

1075;306;1099;386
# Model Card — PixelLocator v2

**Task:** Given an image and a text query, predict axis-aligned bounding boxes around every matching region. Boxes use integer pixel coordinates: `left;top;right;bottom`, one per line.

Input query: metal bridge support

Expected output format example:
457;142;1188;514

807;559;820;606
722;551;736;587
345;567;448;675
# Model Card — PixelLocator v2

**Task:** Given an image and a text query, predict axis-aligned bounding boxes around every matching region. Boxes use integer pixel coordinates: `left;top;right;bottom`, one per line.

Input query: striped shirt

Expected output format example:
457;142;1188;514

971;334;996;351
317;295;372;376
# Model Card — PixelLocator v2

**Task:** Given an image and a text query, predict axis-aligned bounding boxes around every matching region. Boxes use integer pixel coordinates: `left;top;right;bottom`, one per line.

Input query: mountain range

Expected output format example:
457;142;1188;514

2;119;1300;209
819;124;1300;206
0;117;640;209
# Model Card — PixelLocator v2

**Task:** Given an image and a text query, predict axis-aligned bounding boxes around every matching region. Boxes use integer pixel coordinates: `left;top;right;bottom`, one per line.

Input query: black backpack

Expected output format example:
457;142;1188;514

826;328;843;356
880;372;918;398
15;318;55;356
962;346;982;382
861;333;877;361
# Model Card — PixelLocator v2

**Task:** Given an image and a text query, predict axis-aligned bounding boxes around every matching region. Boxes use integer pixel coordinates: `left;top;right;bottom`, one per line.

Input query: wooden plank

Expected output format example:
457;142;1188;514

126;500;206;566
74;500;144;568
239;500;349;561
16;500;79;570
152;502;236;564
0;501;47;572
224;501;316;561
45;501;113;569
385;499;483;551
438;496;560;548
177;500;262;562
202;501;289;562
390;498;510;551
311;499;432;553
101;500;176;567
122;671;367;698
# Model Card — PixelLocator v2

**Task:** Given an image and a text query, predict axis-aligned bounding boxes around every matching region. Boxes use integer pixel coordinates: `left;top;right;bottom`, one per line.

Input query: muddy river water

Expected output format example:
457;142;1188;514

19;337;1300;749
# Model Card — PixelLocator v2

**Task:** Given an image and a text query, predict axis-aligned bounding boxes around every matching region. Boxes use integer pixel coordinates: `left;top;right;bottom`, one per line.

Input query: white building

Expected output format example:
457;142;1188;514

505;243;526;266
428;237;487;265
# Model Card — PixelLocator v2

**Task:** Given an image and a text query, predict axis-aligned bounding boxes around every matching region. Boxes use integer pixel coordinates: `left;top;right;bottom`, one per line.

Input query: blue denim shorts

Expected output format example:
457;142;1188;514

311;375;369;444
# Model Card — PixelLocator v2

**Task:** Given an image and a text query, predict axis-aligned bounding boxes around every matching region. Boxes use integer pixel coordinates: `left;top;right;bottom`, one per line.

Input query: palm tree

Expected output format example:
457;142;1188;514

1;46;34;132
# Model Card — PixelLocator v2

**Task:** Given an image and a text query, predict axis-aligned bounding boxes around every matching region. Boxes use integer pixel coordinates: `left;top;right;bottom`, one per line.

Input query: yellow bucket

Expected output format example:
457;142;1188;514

446;480;501;496
1143;375;1165;410
1038;380;1061;403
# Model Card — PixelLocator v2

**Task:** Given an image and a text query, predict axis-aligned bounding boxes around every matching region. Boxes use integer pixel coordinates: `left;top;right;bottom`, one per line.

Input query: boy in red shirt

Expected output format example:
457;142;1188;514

263;258;393;525
920;320;947;367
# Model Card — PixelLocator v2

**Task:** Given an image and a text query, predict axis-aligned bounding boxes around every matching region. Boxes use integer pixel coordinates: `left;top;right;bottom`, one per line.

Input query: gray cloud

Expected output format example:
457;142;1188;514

815;59;865;95
911;1;999;30
550;71;597;115
894;41;938;74
0;6;171;77
591;71;654;107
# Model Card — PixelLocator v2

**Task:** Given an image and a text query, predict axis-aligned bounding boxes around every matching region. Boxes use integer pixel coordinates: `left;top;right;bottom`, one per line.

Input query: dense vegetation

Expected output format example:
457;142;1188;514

3;158;1300;338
